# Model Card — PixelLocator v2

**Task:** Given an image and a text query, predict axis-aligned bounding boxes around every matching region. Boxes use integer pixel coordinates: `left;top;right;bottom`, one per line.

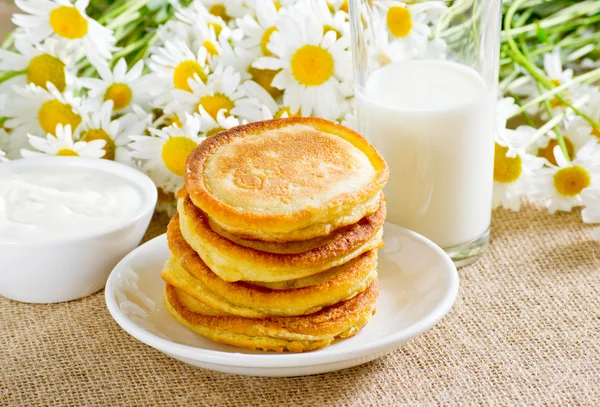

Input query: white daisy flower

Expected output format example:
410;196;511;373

326;0;348;14
564;92;600;143
544;47;573;86
12;0;116;62
78;100;131;163
309;0;349;39
157;2;232;51
581;185;600;242
0;37;75;92
198;106;241;137
526;126;591;167
203;0;252;23
253;11;352;119
129;113;204;193
219;36;257;78
3;82;86;145
493;142;545;211
166;65;261;121
80;58;153;113
175;6;232;54
531;142;600;214
242;79;298;119
148;40;210;97
494;98;534;158
237;0;281;57
117;104;154;140
374;1;436;60
21;123;106;158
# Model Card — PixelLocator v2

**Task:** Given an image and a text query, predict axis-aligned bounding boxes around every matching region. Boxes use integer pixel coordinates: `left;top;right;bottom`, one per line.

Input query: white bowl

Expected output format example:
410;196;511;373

0;157;157;304
105;223;459;377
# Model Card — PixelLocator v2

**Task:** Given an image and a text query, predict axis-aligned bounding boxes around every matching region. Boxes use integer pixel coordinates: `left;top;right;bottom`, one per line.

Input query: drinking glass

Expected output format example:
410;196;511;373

350;0;502;267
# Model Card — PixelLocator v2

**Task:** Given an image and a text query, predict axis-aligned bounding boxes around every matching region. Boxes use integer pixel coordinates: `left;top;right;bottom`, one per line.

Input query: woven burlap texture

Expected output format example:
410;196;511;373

2;204;600;406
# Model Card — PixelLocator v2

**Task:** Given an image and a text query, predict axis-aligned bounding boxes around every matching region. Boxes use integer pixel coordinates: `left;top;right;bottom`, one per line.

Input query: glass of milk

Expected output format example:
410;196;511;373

350;0;501;267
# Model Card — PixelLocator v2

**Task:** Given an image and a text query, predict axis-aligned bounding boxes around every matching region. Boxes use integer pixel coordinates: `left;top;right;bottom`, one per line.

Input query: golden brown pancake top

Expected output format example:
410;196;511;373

203;124;374;212
184;118;389;238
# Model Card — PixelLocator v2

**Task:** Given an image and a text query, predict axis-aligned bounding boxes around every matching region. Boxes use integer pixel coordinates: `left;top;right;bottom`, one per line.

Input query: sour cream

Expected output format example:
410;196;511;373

0;166;144;242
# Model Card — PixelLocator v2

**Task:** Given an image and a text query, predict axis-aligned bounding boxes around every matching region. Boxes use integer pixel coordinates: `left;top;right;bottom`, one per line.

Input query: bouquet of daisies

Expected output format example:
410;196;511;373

0;0;599;238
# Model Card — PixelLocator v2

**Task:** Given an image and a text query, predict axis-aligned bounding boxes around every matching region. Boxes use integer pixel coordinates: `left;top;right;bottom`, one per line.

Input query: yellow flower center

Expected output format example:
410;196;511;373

203;40;219;58
493;143;522;184
56;148;78;156
537;138;574;166
104;83;132;111
323;25;342;39
173;60;207;92
273;1;282;11
549;79;569;108
27;54;66;91
274;106;301;118
49;6;88;39
206;127;225;137
592;127;600;140
164;114;182;128
553;165;590;197
247;66;282;98
260;26;277;56
290;45;334;87
197;93;235;120
209;22;223;37
161;136;197;176
83;128;114;160
340;0;348;13
38;100;82;135
387;6;412;38
209;4;230;23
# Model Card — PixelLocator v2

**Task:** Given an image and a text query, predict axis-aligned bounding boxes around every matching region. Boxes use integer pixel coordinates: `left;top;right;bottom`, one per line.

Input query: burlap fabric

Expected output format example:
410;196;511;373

2;204;600;406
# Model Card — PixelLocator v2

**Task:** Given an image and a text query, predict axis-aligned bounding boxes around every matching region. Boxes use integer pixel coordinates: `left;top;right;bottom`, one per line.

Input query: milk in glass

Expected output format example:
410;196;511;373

356;60;496;249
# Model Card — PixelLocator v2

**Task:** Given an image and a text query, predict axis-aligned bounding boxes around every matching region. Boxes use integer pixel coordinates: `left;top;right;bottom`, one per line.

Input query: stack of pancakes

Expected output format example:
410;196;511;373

162;118;389;352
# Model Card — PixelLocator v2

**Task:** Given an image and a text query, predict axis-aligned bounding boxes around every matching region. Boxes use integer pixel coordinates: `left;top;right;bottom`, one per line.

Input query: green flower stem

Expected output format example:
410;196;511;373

511;93;536;127
1;32;14;50
528;94;590;149
499;70;521;92
517;32;571;160
515;67;600;115
130;33;159;65
541;95;569;161
0;70;24;84
500;27;600;66
501;1;600;40
504;0;600;137
98;0;146;25
107;8;146;31
113;38;148;60
110;12;143;36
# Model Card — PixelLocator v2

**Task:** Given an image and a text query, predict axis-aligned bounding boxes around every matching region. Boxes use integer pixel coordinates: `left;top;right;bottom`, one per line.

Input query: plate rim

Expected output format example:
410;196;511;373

105;223;459;368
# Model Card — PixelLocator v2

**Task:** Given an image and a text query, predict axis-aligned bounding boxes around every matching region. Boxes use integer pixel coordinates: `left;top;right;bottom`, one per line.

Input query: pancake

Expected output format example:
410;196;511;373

164;280;379;352
163;221;378;317
184;117;389;242
162;255;377;318
177;197;384;282
207;196;386;254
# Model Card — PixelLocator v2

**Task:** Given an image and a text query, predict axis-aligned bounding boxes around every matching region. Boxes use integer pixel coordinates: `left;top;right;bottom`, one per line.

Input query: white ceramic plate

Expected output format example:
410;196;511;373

105;223;458;377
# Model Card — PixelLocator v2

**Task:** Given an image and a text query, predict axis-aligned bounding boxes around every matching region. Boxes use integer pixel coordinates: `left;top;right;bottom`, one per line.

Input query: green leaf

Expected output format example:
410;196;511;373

535;21;549;43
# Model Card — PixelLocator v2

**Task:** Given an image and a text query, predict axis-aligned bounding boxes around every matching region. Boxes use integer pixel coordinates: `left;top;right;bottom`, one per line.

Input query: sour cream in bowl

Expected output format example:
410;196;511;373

0;157;157;303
